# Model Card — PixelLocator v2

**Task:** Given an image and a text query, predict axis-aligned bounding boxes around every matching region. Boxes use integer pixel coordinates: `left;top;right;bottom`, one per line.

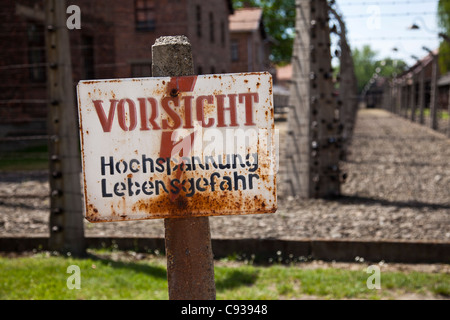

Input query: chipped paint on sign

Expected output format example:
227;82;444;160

77;72;277;222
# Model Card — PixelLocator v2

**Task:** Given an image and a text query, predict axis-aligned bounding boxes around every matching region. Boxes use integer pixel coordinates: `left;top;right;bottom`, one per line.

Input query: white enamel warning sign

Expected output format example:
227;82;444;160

77;72;277;222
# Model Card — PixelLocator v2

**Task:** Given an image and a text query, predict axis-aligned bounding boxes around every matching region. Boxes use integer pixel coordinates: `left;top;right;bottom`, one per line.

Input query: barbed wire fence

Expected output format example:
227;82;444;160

283;0;357;199
377;51;450;138
1;0;449;256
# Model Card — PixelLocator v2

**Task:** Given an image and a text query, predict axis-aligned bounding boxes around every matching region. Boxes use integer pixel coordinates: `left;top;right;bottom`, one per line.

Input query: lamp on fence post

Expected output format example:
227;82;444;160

391;47;400;115
408;17;450;45
438;33;450;45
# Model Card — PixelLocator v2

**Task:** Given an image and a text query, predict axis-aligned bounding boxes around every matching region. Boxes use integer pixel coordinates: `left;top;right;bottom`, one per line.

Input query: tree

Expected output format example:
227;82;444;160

352;45;407;94
352;45;378;94
437;0;450;73
375;58;408;79
232;0;295;65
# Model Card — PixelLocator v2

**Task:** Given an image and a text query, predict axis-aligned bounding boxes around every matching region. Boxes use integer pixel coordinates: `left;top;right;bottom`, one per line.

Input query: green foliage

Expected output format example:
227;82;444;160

232;0;295;65
438;0;450;34
352;45;407;94
374;58;407;79
438;0;450;73
0;144;49;171
439;42;450;74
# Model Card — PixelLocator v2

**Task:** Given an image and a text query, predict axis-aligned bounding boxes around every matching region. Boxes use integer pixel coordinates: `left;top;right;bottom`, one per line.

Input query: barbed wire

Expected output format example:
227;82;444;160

0;99;48;104
350;36;439;41
344;11;437;18
338;0;437;6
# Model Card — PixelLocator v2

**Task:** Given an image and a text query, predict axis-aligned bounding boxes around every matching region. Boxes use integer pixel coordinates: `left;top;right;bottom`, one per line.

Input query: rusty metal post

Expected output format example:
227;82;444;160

152;36;216;300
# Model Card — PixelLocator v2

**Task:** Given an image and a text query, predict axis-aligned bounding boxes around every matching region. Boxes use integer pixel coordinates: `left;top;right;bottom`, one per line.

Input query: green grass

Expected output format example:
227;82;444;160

0;144;49;171
412;108;449;120
0;252;448;300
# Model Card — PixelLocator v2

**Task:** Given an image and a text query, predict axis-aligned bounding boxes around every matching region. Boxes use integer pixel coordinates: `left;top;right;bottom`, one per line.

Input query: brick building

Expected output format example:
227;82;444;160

229;7;272;74
0;0;233;138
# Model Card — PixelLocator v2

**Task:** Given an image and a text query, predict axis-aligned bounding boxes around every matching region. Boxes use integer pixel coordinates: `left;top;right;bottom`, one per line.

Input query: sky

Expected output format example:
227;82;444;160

335;0;440;66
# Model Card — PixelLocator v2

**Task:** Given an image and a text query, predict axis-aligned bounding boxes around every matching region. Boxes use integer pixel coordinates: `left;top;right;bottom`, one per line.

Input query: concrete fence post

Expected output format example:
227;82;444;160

45;0;85;256
284;0;341;199
419;66;425;124
410;76;416;122
152;36;216;300
447;86;450;138
430;54;438;130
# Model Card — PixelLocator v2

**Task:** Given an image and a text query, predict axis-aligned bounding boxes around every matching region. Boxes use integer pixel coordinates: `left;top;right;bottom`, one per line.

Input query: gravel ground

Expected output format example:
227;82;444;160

0;108;449;241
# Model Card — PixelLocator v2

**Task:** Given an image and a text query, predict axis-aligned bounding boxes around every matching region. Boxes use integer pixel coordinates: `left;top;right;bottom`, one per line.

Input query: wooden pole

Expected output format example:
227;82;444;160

152;36;216;300
45;0;85;256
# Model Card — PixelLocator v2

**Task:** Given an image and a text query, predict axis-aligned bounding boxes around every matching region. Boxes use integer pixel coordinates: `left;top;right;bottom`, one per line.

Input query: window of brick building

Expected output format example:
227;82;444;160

131;62;152;77
231;40;239;62
220;21;225;47
81;36;95;79
209;12;214;43
196;5;202;38
27;23;46;82
135;0;156;31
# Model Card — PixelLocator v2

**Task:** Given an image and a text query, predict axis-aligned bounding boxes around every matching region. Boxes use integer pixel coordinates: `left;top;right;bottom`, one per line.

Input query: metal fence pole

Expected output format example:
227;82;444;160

152;36;216;300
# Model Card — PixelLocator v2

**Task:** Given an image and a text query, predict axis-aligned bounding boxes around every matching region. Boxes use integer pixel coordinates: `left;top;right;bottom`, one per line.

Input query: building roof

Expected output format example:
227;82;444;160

402;48;439;78
229;7;262;32
276;64;292;81
438;72;450;87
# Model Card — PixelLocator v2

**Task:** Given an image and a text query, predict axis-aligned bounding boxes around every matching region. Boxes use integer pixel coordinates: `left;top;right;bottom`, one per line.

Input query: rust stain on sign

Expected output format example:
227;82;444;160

77;72;277;222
